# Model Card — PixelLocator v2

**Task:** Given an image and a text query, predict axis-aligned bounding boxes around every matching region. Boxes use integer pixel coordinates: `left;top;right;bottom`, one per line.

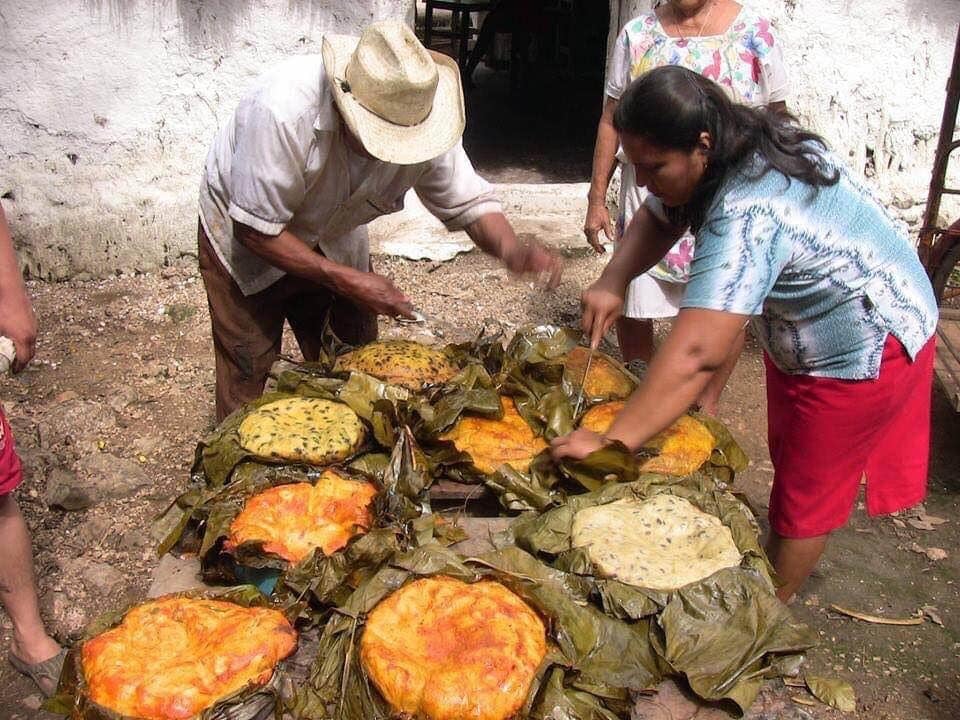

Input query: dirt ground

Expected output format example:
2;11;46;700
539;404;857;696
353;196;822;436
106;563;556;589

0;245;958;719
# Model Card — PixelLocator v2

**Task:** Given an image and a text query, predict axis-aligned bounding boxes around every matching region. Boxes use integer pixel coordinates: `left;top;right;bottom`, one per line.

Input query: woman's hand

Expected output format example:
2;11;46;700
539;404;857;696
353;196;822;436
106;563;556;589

583;200;614;254
550;428;607;460
0;290;37;372
581;276;625;349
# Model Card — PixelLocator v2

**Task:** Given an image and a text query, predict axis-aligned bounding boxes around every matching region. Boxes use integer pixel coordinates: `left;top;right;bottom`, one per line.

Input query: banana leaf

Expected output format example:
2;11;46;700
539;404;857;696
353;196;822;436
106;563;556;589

46;586;298;720
292;544;661;720
191;391;371;490
804;675;857;712
481;440;643;513
500;325;642;431
510;477;816;713
651;568;816;712
691;412;750;484
161;429;440;612
499;324;579;439
275;365;345;399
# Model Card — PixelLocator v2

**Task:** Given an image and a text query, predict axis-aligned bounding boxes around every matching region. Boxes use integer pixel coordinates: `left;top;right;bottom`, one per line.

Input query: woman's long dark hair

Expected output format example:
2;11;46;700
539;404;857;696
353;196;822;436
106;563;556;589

613;65;838;230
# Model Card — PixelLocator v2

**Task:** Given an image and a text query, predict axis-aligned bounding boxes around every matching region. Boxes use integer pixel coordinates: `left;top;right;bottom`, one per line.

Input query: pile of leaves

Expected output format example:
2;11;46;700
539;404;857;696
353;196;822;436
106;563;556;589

506;470;818;712
115;324;811;720
293;544;662;720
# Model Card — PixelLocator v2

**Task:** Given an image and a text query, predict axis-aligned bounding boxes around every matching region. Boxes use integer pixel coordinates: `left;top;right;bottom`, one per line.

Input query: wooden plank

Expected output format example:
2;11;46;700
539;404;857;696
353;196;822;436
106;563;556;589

429;479;492;501
938;317;960;352
940;307;960;321
447;516;516;556
935;319;960;411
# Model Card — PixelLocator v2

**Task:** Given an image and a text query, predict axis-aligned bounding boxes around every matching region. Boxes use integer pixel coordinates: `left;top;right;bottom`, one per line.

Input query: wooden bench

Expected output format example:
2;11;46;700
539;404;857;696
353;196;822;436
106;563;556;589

935;308;960;411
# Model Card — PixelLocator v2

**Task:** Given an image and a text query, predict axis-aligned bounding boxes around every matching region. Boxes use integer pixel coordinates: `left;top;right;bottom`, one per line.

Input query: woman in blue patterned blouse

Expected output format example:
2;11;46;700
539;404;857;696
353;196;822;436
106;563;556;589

553;65;938;603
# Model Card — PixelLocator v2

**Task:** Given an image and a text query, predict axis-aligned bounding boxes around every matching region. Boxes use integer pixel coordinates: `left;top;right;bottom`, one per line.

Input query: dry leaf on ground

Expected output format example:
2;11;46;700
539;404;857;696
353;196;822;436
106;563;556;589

907;543;949;561
805;675;857;712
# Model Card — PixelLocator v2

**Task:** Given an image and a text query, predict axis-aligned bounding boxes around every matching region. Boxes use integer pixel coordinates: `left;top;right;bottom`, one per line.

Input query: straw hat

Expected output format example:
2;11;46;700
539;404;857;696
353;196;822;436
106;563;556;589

322;20;466;165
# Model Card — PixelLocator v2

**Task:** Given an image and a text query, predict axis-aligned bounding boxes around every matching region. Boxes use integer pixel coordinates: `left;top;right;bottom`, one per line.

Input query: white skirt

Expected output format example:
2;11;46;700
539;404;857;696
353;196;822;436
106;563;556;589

617;162;685;320
623;273;684;319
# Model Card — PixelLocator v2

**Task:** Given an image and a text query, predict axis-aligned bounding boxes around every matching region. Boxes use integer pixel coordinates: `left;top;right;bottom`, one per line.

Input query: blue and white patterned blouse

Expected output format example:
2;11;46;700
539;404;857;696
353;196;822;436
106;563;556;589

660;151;938;380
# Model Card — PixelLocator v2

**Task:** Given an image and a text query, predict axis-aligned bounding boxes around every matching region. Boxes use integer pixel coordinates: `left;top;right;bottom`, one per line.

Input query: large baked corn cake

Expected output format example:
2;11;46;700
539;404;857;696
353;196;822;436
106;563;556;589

572;495;742;591
335;339;458;390
360;576;546;720
225;471;378;562
439;397;547;474
81;597;297;719
238;397;365;465
563;346;635;400
580;401;715;476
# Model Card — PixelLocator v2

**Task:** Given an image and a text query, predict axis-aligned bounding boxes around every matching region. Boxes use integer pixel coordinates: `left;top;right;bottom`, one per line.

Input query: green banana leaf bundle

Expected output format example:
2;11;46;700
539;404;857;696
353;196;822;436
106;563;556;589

506;476;818;713
291;543;663;720
412;325;746;497
158;428;463;611
46;586;298;720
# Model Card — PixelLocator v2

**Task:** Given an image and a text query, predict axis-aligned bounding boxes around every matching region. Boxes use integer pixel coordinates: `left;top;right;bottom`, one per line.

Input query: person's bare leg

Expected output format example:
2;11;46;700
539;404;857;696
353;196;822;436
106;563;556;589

697;327;746;416
615;316;655;363
766;529;830;603
0;493;60;664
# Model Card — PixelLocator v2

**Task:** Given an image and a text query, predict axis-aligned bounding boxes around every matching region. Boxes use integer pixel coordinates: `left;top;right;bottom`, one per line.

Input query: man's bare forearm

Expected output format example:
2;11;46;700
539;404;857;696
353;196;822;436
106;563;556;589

463;212;519;260
233;222;414;317
234;224;360;293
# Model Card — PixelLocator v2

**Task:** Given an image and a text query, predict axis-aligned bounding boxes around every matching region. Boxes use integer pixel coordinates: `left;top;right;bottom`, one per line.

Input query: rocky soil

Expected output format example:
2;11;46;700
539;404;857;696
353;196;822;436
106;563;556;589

1;247;958;719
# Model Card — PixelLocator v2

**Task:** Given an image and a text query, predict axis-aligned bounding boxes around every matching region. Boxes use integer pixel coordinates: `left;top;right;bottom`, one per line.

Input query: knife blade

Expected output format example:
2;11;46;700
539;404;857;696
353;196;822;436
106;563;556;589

573;345;595;418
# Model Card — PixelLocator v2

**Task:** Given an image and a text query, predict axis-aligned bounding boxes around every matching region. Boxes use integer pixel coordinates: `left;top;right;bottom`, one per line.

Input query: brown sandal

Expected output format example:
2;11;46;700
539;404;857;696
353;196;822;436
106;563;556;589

8;647;67;697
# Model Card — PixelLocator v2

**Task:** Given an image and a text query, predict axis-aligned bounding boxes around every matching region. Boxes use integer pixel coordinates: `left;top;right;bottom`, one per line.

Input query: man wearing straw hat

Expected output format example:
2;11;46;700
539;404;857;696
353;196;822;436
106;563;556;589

198;19;561;421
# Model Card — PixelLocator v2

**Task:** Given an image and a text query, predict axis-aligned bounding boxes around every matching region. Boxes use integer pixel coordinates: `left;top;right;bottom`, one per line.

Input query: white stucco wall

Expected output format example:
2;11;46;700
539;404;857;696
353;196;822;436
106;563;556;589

0;0;414;280
1;0;959;279
610;1;960;227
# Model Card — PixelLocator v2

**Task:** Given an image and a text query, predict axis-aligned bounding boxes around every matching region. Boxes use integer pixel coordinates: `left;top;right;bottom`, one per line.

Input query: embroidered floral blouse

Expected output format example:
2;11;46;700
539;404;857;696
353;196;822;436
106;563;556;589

607;6;790;283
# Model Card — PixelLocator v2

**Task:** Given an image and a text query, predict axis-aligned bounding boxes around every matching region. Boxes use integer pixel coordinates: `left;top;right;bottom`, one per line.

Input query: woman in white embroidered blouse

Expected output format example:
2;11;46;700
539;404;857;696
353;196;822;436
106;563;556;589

583;0;789;414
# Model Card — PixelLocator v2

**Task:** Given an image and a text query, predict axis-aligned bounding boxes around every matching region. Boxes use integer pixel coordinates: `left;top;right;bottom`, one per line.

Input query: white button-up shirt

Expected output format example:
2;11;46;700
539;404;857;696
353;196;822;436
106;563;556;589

199;54;501;296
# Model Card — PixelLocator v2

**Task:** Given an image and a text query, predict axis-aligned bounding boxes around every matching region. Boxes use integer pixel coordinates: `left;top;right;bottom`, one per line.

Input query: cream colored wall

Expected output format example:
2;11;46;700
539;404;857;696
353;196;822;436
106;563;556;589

606;1;960;229
0;0;415;279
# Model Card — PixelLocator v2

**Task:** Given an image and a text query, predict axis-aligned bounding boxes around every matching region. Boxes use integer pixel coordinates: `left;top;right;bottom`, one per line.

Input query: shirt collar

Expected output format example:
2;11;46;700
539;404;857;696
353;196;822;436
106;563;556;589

314;77;342;132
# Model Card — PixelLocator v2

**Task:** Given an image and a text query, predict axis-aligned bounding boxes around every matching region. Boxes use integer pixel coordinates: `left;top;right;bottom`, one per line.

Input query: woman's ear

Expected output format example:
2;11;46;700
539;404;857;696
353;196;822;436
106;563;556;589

697;131;713;156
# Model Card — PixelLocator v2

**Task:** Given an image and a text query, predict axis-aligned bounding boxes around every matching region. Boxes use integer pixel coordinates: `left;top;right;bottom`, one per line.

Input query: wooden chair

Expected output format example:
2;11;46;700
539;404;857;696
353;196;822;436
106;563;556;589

421;0;495;68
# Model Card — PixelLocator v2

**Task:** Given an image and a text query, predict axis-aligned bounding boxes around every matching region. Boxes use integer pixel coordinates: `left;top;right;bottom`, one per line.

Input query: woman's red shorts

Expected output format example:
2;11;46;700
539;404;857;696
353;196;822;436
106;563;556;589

0;404;23;495
765;334;936;539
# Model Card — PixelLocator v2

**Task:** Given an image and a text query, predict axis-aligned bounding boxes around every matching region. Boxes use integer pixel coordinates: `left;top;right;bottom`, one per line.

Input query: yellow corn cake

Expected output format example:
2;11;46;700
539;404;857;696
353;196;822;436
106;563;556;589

361;576;547;720
336;339;458;390
237;397;365;466
439;397;547;474
579;401;715;476
572;495;742;590
81;597;297;720
225;471;378;562
563;346;635;400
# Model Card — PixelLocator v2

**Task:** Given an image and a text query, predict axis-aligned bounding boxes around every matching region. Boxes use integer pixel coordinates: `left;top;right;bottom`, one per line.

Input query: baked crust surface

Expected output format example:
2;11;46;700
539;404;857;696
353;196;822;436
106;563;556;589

440;397;547;474
226;472;378;562
238;397;366;466
82;598;297;720
361;576;547;720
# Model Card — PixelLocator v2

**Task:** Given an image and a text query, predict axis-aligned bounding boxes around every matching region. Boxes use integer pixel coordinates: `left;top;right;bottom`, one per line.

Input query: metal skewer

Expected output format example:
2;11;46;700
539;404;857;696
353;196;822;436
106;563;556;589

573;345;595;418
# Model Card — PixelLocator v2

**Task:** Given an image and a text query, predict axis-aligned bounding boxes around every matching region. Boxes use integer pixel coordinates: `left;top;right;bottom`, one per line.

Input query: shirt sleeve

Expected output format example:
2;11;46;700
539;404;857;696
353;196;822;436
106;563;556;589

227;100;310;236
681;207;791;316
414;141;502;229
605;26;632;100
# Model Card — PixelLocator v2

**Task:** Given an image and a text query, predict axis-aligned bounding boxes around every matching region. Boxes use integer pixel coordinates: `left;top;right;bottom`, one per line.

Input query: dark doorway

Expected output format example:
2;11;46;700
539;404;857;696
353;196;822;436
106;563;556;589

418;1;611;183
